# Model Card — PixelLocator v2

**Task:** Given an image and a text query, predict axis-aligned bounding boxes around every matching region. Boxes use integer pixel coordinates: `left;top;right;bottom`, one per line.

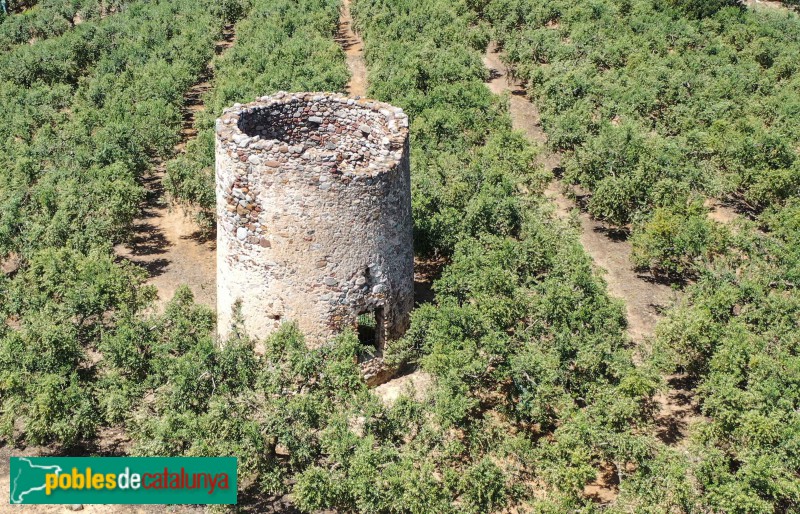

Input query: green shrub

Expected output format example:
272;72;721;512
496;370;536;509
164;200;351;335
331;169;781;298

631;205;729;278
666;0;743;18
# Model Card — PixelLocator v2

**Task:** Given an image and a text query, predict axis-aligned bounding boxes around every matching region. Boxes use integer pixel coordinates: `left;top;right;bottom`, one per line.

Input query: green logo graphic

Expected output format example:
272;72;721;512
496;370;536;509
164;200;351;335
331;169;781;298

9;457;237;505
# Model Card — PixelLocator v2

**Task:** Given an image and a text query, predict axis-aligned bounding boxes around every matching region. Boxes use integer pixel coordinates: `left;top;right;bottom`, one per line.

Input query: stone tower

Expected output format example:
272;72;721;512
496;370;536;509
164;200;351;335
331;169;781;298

215;92;413;350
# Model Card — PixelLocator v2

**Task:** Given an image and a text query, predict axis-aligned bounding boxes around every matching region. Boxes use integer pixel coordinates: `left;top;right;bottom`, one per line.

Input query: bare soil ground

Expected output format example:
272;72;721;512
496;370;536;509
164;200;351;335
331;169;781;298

652;374;704;448
483;41;705;501
336;0;367;97
372;369;433;405
113;169;216;311
744;0;793;11
113;25;236;311
704;198;741;226
582;462;621;504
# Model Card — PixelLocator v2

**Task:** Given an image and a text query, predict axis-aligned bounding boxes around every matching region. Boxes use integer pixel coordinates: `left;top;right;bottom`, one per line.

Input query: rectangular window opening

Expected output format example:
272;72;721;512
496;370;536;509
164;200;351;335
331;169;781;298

357;306;385;353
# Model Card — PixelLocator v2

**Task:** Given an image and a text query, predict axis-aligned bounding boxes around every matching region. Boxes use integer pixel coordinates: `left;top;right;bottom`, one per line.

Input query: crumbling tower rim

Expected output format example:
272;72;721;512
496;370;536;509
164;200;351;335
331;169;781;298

216;91;409;176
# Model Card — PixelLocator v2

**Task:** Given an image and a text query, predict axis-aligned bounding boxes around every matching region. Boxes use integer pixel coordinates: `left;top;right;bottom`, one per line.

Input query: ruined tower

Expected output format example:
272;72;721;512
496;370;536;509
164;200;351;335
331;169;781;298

215;92;413;350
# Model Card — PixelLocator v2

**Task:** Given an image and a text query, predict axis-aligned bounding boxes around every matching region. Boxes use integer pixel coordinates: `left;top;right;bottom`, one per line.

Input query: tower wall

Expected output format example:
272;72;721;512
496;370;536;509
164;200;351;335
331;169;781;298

215;92;413;348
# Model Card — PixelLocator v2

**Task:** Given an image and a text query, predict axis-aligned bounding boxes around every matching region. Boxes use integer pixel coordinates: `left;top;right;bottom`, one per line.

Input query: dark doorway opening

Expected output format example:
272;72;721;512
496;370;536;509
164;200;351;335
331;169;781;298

357;306;385;353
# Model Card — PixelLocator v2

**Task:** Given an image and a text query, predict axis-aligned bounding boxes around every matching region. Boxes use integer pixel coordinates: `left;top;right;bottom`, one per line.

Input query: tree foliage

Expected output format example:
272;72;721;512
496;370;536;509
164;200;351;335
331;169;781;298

0;0;243;446
6;0;799;511
481;0;800;510
630;203;729;278
0;0;136;51
667;0;744;18
483;0;800;281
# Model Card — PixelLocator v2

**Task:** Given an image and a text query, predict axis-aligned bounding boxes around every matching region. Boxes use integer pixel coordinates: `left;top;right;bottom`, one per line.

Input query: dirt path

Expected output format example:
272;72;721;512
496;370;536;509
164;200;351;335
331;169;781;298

114;25;236;311
336;0;367;97
483;42;702;459
484;42;677;343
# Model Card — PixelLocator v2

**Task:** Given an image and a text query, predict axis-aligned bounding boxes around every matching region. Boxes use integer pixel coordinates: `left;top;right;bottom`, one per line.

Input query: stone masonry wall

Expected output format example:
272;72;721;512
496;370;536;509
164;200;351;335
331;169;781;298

215;92;413;349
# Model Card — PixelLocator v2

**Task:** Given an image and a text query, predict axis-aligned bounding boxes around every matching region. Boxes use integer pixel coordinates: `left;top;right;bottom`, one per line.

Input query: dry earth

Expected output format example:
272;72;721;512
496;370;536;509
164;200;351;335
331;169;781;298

704;198;741;226
744;0;792;10
113;25;237;311
336;0;367;98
